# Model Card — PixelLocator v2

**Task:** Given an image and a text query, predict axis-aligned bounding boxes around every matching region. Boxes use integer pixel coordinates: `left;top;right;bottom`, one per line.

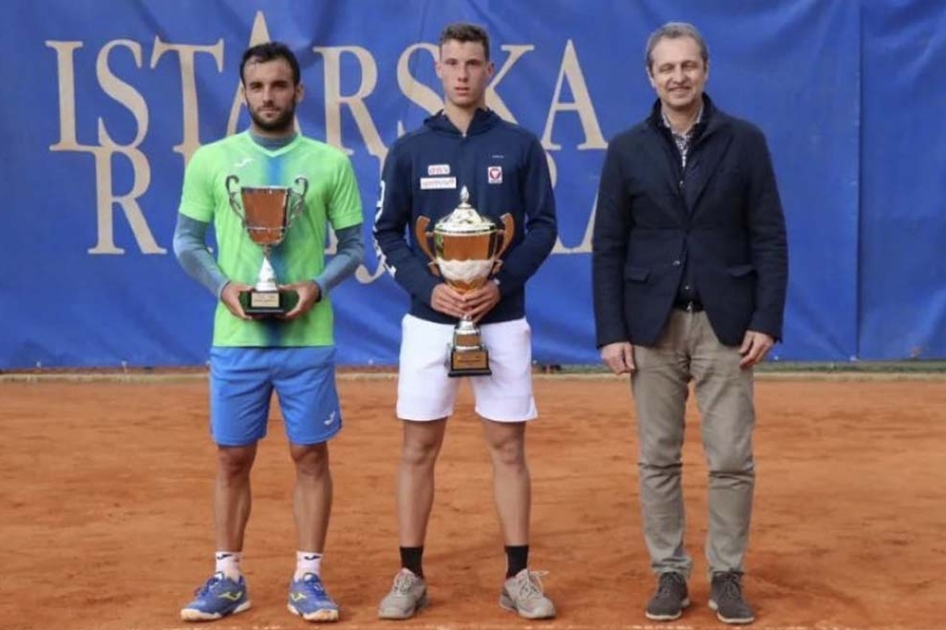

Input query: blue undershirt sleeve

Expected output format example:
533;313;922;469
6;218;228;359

172;214;229;298
313;224;364;297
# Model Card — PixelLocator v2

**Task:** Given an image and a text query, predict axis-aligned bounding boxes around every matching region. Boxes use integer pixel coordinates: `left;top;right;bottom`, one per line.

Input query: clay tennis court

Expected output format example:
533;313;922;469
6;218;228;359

1;374;943;630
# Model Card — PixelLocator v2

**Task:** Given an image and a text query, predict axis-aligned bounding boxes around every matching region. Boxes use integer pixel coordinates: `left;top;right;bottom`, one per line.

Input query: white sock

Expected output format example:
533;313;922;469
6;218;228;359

215;551;242;581
295;551;322;581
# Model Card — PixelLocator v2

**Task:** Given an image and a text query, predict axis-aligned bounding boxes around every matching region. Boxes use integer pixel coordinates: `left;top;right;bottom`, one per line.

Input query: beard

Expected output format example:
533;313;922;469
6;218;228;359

248;103;296;134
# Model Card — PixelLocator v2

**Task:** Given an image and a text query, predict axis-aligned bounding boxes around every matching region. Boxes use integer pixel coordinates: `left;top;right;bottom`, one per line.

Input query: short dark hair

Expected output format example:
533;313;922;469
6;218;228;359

645;22;709;71
240;41;301;85
439;22;491;61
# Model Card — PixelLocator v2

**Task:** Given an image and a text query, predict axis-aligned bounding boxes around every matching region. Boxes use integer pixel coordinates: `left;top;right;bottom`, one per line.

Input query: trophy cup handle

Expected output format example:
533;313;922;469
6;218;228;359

414;216;441;277
491;213;516;274
225;175;245;220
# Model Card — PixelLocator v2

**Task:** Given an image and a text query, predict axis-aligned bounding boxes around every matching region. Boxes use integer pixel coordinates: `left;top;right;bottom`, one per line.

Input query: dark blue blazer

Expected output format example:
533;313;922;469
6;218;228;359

592;96;788;348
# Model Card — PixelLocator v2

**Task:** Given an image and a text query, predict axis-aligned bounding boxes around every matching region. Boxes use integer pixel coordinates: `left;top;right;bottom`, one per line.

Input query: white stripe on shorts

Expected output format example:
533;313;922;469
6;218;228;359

396;314;537;422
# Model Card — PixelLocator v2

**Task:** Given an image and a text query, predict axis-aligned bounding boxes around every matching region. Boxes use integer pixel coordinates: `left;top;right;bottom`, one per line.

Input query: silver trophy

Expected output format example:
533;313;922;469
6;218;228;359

415;186;515;376
225;174;308;316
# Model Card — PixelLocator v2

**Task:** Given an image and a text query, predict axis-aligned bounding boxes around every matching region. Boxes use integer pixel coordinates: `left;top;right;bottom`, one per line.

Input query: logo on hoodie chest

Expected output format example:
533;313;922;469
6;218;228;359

487;165;503;184
420;164;455;189
419;176;457;190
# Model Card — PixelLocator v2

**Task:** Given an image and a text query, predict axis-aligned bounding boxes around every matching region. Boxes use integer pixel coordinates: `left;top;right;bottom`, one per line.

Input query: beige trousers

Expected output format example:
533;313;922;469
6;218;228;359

630;310;756;578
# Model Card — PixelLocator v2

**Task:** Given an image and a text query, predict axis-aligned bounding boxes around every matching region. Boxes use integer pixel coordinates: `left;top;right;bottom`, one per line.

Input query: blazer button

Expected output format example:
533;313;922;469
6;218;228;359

672;260;681;266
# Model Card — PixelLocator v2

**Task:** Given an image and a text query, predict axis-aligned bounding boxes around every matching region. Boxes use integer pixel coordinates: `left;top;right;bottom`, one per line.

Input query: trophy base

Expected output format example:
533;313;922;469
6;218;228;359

447;346;492;377
239;289;299;317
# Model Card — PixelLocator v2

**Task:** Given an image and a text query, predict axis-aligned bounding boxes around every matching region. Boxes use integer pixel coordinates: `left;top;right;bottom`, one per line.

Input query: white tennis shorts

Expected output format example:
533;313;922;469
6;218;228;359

396;314;537;423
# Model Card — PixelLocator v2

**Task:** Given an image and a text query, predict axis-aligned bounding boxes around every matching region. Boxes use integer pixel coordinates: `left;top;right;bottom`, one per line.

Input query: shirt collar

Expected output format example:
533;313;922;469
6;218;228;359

661;105;704;139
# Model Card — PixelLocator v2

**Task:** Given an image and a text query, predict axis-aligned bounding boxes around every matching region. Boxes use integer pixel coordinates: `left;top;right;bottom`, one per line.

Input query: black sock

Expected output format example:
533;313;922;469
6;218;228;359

399;546;424;578
505;545;529;578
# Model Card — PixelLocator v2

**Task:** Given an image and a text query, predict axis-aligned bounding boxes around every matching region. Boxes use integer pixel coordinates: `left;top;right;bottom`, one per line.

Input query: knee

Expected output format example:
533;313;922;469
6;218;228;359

637;459;683;477
401;436;441;468
638;424;685;467
291;443;330;479
487;434;526;469
708;449;755;478
217;447;256;480
638;439;684;470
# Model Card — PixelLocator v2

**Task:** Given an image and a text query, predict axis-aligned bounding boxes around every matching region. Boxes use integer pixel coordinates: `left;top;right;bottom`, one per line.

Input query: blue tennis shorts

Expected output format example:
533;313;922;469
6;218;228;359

208;346;341;447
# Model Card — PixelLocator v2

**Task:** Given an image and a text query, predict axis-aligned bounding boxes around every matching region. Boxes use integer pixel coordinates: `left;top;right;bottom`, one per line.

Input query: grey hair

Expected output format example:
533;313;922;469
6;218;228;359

645;22;709;71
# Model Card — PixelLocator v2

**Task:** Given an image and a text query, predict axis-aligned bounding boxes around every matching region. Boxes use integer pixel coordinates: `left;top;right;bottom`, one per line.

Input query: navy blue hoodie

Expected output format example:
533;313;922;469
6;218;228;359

373;108;557;325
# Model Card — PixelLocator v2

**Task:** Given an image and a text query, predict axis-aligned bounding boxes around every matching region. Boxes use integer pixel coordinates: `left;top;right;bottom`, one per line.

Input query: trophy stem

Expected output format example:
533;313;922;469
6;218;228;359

449;316;491;377
256;251;279;292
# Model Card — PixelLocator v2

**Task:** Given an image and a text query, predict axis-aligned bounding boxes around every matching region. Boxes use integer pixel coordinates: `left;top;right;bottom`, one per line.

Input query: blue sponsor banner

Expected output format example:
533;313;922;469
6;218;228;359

0;1;942;367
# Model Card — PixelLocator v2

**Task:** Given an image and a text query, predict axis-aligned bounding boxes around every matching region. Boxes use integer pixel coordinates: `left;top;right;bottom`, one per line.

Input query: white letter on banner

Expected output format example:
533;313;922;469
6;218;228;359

541;40;606;151
48;39;164;255
314;45;387;163
91;40;164;255
485;45;534;123
150;37;224;166
396;43;442;137
47;40;84;150
86;142;155;255
96;40;149;148
552;192;596;255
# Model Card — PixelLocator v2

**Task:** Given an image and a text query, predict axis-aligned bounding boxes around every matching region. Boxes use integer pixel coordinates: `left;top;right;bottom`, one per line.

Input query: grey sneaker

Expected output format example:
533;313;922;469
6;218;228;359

709;571;755;625
645;572;690;621
499;569;556;619
378;569;428;619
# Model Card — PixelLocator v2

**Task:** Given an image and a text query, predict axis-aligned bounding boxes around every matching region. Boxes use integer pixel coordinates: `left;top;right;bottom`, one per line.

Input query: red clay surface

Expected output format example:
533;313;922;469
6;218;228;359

1;376;944;630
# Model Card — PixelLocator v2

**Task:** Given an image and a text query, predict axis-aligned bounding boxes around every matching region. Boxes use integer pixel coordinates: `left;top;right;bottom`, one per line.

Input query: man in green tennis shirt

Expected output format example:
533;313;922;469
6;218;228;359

173;41;364;623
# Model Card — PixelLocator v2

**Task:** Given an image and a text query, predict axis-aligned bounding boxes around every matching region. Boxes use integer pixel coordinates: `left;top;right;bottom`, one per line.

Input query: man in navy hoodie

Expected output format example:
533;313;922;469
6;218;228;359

373;21;557;621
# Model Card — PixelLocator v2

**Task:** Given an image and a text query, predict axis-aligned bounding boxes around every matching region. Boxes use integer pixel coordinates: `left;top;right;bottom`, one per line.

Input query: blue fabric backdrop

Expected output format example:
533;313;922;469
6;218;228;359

0;0;942;367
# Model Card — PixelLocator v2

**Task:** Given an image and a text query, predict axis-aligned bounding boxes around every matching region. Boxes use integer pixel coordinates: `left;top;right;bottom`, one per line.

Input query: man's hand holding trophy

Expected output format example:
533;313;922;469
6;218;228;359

415;186;514;377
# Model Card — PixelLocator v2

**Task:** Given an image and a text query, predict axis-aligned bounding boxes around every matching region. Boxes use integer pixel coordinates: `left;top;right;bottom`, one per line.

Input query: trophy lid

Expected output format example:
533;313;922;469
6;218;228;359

435;187;495;234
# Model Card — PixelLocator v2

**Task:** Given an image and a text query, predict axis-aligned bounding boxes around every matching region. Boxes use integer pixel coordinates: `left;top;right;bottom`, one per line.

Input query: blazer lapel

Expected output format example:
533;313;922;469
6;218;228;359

685;125;733;214
643;126;689;220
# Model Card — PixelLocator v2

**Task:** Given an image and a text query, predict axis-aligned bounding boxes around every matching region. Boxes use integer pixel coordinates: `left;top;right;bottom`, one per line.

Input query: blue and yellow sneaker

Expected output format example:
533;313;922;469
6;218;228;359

287;573;339;622
180;572;251;621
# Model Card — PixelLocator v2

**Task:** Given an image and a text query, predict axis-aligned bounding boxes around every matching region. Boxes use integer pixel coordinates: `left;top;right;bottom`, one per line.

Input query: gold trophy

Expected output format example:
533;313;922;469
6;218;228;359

225;174;308;316
415;186;515;376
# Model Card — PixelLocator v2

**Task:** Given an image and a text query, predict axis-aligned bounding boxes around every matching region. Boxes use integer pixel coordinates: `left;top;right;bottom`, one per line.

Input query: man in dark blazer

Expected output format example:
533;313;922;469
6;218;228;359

592;22;788;626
